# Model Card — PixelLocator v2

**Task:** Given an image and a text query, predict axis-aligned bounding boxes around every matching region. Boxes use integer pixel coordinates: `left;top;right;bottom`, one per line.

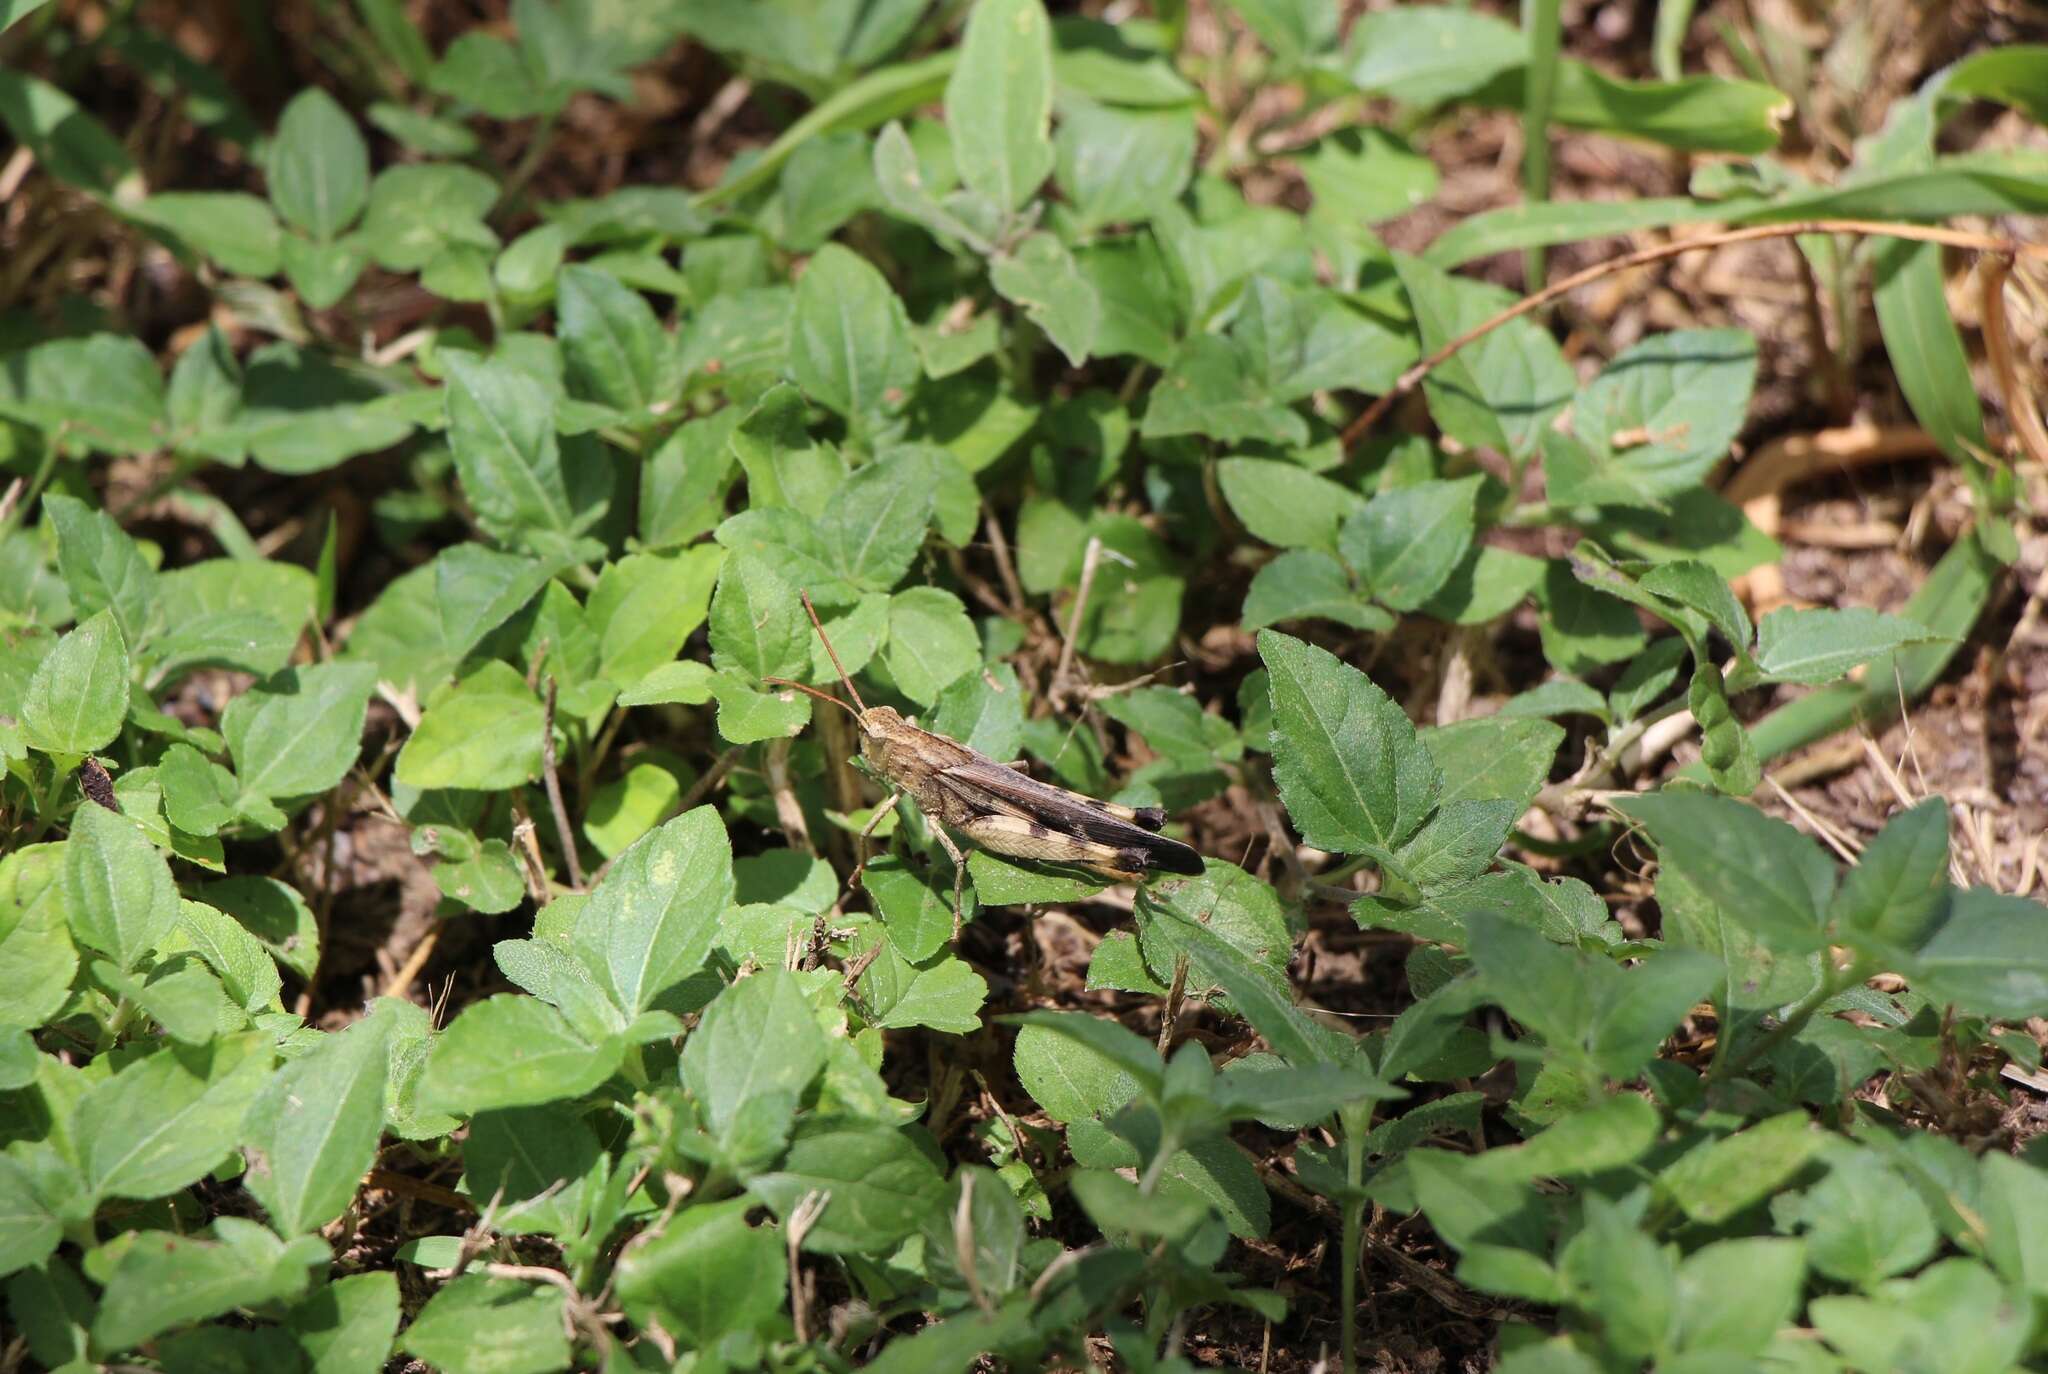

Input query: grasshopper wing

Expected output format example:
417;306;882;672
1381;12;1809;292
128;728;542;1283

935;760;1205;876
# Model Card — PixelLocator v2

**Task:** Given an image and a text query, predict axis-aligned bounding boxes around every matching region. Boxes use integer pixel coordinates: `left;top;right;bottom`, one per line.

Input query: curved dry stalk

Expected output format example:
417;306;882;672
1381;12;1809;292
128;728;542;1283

1979;253;2048;469
1342;218;2048;449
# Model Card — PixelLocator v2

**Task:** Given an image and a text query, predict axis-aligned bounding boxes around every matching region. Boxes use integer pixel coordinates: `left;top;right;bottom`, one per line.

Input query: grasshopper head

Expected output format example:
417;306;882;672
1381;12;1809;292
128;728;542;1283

858;705;906;740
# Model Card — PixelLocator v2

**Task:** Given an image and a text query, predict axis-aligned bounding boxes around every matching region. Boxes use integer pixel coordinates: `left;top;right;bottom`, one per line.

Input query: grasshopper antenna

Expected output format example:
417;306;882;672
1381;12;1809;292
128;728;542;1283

761;675;863;722
797;589;868;713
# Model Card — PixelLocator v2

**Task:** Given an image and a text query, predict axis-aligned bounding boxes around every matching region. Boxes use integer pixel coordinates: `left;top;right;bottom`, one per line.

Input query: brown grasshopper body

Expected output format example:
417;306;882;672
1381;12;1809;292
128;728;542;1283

766;592;1204;925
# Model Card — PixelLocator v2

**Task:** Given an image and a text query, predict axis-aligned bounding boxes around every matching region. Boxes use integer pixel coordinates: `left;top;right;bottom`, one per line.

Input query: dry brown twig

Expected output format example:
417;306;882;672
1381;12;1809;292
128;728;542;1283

540;677;584;890
1342;219;2048;449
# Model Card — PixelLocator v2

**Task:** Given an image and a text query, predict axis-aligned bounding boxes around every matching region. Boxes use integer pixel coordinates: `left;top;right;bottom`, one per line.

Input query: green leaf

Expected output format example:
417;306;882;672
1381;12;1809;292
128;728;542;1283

1503;1094;1662;1179
1657;1112;1825;1224
1811;1257;2029;1374
1392;254;1573;460
1638;559;1752;651
64;799;181;970
400;1275;570;1374
1217;457;1365;552
1980;1151;2048;1299
1555;329;1758;508
709;549;808;681
1393;800;1519;891
788;243;918;429
443;354;605;549
1558;1195;1675;1362
1243;549;1391;633
1794;1145;1938;1289
932;661;1026;762
1003;1010;1163;1099
1135;861;1292;1010
1465;911;1716;1081
286;1271;401;1374
1053;99;1195;234
1070;1168;1210;1244
817;452;935;592
774;129;880;252
419;994;620;1114
1233;275;1414;400
0;1149;62;1278
1297;125;1439;226
557;264;671;414
21;610;129;755
1911;887;2048;1020
885;586;980;706
574;807;733;1015
1423;715;1564;811
680;969;829;1133
0;0;53;34
1672;1237;1807;1357
153;557;317;681
861;946;990;1034
806;591;890;685
584;762;682;860
82;1033;273;1200
173;898;283;1012
711;670;812;745
1221;0;1337;63
1615;792;1835;951
864;857;957;963
945;0;1055;216
394;661;543;791
91;1217;325;1353
1142;335;1309;447
200;874;320;982
1412;545;1542;627
0;70;137;197
359;162;498;273
965;848;1102;907
588;545;725;686
1012;1019;1135;1122
135;191;284;277
1830;798;1950;950
990;231;1099;366
43;492;159;647
1101;686;1241;772
1753;606;1939;685
1422;195;1735;269
1340;477;1481;612
1258;629;1439;857
224;661;377;802
1344;5;1527;105
1473;61;1790;155
1536;564;1649;674
614;1198;786;1347
268;87;369;239
641;410;741;549
280;234;369;309
1075;235;1180;365
243;1014;393;1234
746;1123;947;1254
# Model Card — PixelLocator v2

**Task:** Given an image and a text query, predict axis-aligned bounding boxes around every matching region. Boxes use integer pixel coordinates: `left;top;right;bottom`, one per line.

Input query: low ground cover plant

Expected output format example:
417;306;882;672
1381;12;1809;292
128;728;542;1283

1;1;2045;1370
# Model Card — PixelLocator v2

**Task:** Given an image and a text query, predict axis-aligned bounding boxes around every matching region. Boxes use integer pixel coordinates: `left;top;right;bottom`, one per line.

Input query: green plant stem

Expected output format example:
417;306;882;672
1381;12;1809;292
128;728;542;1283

19;759;70;847
1136;1130;1179;1196
494;111;563;221
1519;0;1563;293
1338;1103;1370;1374
1709;961;1859;1083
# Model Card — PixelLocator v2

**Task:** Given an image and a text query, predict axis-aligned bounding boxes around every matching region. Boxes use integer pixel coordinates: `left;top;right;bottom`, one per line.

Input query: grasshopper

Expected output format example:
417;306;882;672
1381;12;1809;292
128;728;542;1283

764;592;1204;928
